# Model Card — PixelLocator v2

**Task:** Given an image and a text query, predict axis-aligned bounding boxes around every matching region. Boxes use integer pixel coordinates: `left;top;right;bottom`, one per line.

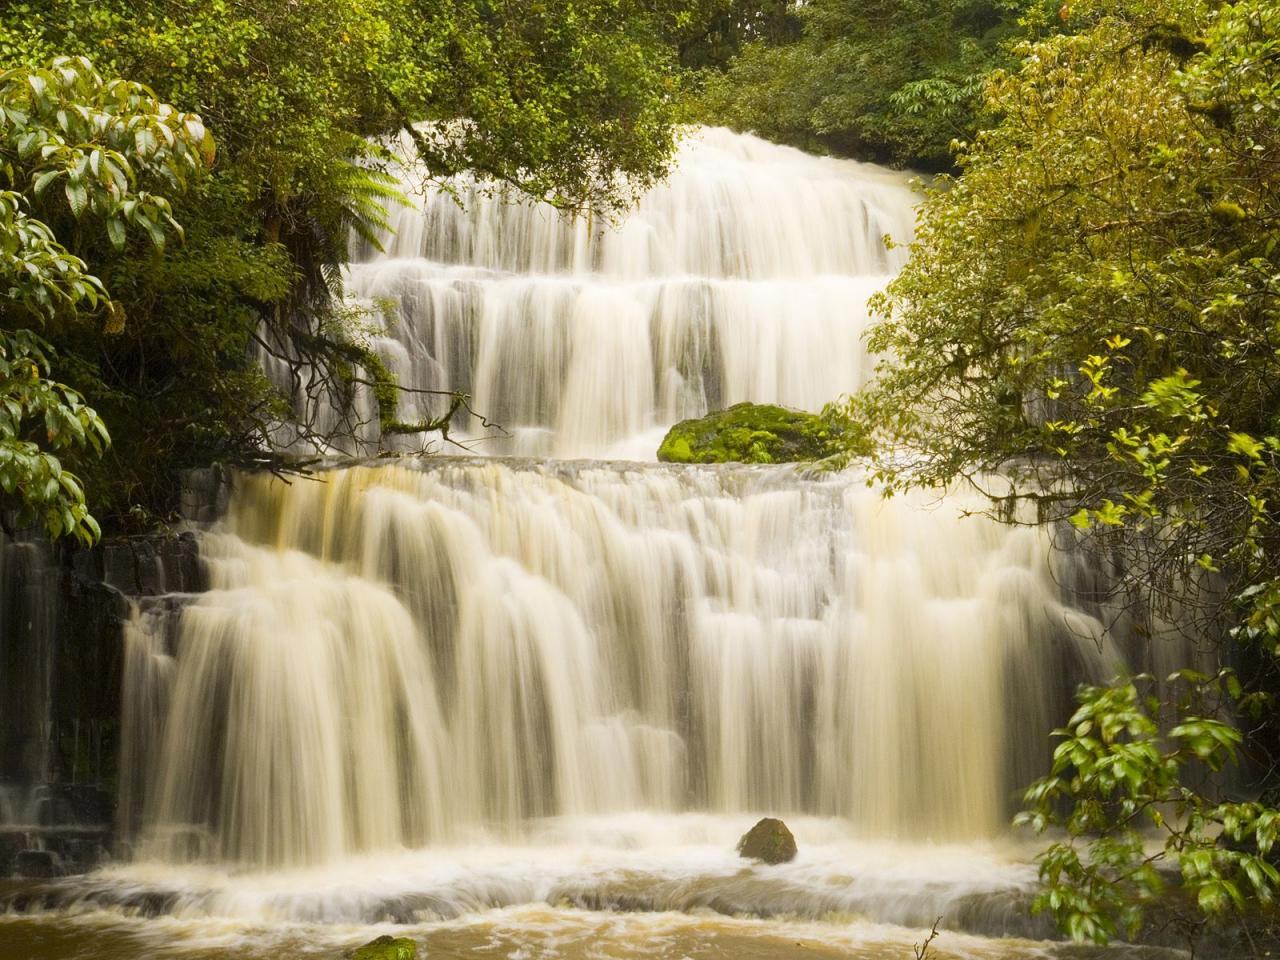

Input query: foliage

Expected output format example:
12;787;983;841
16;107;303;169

829;0;1280;943
695;0;1028;169
3;0;683;528
837;0;1280;627
654;0;798;71
0;328;106;543
0;56;208;542
1018;673;1278;944
350;935;417;960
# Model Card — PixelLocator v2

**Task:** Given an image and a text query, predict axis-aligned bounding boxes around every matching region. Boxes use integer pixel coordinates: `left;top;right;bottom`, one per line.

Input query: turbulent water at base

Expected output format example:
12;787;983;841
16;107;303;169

1;130;1202;959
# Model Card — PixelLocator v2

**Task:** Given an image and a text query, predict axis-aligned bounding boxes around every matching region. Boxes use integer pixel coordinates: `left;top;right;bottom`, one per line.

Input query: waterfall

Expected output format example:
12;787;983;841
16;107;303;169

120;462;1124;869
118;129;1146;875
331;127;919;458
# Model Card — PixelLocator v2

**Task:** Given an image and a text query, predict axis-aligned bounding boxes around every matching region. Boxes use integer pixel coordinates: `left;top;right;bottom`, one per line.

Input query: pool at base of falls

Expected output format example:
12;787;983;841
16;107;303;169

0;814;1184;960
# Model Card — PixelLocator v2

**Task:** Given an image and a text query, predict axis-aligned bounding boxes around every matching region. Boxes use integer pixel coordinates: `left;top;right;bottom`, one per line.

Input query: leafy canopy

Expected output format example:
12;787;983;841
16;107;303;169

2;0;685;528
0;56;208;543
695;0;1028;169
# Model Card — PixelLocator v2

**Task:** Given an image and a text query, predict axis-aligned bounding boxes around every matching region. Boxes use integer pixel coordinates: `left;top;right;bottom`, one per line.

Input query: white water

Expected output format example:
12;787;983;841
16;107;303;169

6;129;1194;959
302;127;919;458
118;462;1123;871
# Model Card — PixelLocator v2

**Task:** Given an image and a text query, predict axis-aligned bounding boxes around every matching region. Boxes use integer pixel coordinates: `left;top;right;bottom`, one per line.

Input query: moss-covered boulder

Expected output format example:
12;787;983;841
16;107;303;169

349;936;417;960
656;403;841;465
737;817;797;864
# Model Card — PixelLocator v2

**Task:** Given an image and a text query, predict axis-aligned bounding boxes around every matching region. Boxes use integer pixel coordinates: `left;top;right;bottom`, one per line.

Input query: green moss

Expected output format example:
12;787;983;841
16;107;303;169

1211;200;1247;224
349;936;417;960
656;403;842;465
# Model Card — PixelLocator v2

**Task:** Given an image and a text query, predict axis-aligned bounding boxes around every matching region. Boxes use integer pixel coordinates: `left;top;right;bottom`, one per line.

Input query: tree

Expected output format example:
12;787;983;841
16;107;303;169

831;0;1280;945
654;0;798;71
695;0;1028;169
1017;671;1278;946
2;0;684;527
0;56;209;543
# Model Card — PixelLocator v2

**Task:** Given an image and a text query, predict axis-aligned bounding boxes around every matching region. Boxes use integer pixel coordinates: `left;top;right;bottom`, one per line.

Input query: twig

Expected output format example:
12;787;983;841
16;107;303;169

914;917;942;960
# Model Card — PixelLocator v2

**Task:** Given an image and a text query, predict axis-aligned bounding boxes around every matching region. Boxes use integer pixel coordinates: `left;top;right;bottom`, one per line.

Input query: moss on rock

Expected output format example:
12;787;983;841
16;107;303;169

656;403;842;465
349;936;417;960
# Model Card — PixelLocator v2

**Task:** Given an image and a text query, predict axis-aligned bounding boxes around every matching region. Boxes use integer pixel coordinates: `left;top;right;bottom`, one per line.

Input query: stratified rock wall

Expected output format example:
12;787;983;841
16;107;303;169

0;527;206;877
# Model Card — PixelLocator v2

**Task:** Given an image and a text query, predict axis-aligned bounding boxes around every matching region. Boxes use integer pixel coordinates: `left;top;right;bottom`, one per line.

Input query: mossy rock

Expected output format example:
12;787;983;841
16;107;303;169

349;936;417;960
657;403;841;465
737;817;797;864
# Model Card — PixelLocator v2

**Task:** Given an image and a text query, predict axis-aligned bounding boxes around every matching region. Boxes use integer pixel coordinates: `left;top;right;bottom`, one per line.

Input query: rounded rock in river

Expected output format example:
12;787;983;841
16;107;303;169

737;817;797;864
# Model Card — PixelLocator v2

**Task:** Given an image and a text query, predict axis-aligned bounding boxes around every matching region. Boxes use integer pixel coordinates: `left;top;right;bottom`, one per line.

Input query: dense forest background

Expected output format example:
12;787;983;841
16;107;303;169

3;0;1279;951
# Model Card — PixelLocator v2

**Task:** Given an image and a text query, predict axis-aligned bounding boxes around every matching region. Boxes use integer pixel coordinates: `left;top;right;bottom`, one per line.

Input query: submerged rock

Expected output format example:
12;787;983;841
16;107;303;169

349;935;417;960
656;403;843;465
736;817;797;864
13;849;60;878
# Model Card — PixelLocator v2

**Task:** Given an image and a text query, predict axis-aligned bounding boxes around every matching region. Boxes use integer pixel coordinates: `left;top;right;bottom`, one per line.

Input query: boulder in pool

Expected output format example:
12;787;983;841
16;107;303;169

737;817;797;864
349;935;417;960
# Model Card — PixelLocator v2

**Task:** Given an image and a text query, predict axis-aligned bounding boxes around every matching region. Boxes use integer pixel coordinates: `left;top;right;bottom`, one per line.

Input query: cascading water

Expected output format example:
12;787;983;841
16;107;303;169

327;127;917;458
1;129;1197;960
120;463;1121;870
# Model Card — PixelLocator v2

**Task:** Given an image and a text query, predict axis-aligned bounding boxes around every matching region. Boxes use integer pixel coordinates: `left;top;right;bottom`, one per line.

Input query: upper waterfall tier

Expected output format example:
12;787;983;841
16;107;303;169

325;128;919;459
362;126;918;281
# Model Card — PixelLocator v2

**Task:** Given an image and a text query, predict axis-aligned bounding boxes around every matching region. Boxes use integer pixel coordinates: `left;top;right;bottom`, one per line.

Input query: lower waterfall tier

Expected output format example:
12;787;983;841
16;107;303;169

117;460;1171;870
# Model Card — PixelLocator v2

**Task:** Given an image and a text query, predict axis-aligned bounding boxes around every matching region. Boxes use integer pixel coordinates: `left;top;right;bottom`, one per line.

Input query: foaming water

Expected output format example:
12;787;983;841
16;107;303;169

0;814;1185;959
0;901;1184;960
265;127;919;457
14;815;1044;924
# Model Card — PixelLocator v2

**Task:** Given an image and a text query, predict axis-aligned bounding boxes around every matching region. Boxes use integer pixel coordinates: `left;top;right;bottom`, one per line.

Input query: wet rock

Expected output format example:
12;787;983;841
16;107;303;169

657;403;845;465
14;849;60;878
180;466;232;524
736;817;797;864
0;828;109;878
349;935;417;960
369;893;461;924
2;525;209;877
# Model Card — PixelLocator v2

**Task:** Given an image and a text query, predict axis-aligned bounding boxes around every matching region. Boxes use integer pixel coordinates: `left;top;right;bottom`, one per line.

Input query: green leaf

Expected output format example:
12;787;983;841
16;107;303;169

32;168;60;196
105;217;126;250
64;179;88;217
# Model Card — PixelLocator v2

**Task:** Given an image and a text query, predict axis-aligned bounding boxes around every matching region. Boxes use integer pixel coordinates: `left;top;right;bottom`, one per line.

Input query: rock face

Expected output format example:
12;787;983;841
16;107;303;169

736;817;797;864
350;935;417;960
656;403;843;465
0;527;207;877
13;849;59;878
